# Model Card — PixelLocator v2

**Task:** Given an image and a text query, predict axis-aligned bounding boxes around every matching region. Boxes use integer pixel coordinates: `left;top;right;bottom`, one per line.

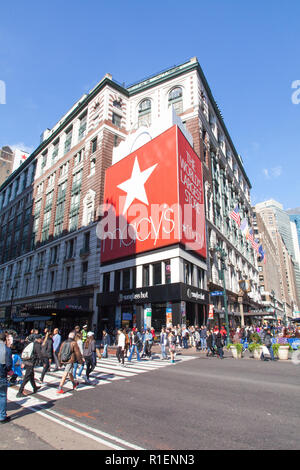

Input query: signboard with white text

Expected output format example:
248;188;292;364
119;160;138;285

99;125;206;263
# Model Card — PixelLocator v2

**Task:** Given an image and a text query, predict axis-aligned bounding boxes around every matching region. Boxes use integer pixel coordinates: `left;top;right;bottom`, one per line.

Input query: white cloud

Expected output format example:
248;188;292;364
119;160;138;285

271;166;282;178
262;166;282;180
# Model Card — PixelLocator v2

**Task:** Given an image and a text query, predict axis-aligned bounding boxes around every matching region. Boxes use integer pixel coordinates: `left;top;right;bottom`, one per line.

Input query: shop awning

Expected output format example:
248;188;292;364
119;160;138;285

12;316;52;322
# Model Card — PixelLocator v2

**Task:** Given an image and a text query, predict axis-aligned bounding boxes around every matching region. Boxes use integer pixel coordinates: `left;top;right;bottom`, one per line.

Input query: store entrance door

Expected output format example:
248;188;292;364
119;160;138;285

151;303;166;332
186;303;196;327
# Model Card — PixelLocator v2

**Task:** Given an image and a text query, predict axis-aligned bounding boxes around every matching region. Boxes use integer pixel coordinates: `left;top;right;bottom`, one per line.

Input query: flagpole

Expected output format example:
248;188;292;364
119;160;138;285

215;246;230;345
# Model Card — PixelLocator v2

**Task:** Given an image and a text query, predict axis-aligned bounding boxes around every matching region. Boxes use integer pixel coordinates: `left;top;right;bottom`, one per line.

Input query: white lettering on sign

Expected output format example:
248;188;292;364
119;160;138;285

179;151;202;214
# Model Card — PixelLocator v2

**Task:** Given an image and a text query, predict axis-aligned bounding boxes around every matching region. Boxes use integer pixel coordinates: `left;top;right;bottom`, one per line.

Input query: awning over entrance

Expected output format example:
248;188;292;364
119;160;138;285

12;316;52;322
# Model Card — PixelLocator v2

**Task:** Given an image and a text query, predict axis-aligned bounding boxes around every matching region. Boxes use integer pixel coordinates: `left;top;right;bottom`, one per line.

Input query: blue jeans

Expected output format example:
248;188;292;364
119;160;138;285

102;344;108;358
200;338;207;350
128;345;141;361
73;363;84;378
160;344;167;358
0;377;8;421
182;337;188;349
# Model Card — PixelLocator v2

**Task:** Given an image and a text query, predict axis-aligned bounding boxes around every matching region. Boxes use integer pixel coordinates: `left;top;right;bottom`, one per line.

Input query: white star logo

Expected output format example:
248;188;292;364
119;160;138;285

117;157;157;214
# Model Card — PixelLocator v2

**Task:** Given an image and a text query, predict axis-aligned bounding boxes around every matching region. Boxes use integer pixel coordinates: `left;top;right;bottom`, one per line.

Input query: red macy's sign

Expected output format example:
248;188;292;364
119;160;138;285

97;125;207;262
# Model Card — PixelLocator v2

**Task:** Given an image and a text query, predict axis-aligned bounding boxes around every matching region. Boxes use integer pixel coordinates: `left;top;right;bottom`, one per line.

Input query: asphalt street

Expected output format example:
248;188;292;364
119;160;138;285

3;351;300;450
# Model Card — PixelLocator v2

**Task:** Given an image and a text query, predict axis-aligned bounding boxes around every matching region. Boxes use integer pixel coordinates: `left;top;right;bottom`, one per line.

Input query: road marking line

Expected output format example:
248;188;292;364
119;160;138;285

8;389;145;450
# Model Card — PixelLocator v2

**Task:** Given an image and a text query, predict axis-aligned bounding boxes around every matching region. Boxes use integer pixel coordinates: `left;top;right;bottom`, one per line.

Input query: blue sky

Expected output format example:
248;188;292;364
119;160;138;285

0;0;299;209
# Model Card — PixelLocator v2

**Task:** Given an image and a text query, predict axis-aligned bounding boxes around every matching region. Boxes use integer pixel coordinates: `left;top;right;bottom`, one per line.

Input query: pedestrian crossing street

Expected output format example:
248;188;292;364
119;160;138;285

8;354;196;404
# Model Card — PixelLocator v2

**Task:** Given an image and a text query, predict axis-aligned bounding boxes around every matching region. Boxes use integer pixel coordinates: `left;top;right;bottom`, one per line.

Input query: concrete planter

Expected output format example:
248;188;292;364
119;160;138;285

278;345;289;360
253;346;263;360
230;346;242;359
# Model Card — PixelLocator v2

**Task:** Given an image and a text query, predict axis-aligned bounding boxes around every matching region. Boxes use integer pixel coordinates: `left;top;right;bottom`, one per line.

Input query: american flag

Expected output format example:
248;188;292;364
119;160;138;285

252;238;259;252
246;228;258;250
229;205;241;227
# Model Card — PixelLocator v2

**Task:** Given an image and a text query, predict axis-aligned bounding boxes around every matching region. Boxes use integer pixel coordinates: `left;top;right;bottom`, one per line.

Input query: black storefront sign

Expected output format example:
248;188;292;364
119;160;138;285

98;283;209;306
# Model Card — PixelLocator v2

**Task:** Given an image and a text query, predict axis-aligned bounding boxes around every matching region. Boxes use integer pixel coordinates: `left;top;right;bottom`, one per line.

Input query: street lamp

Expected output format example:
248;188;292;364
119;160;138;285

10;281;17;327
214;246;230;345
271;289;277;324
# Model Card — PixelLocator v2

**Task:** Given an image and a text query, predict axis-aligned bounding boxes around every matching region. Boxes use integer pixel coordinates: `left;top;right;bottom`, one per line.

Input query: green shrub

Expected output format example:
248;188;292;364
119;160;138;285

229;343;243;354
248;343;261;353
250;333;261;344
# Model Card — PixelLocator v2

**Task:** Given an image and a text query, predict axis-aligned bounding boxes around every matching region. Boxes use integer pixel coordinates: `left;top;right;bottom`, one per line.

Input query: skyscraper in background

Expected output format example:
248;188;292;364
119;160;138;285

255;200;300;314
288;209;300;247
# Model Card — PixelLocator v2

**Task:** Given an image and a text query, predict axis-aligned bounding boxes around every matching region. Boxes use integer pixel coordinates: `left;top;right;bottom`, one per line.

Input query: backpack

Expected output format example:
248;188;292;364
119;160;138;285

60;340;72;362
21;342;34;361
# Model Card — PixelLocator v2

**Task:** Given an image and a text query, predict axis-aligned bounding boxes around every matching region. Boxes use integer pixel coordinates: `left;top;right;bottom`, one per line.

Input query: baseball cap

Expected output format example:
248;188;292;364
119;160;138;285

87;331;94;337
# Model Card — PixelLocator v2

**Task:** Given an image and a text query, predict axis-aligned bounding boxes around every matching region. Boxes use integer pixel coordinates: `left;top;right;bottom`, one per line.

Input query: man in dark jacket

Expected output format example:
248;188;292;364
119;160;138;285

216;332;224;359
261;329;275;361
0;332;13;423
16;334;42;398
39;331;54;383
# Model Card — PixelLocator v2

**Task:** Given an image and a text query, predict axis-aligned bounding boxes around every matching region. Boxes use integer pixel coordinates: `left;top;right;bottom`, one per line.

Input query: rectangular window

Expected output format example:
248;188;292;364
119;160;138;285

72;170;82;193
60;161;69;177
64;127;72;154
123;269;130;290
24;278;29;296
84;232;90;252
65;266;71;289
184;261;193;285
91;137;97;154
49;271;56;291
69;212;79;232
165;260;171;284
153;262;162;286
78;113;87;141
52;140;59;162
36;274;41;294
41;151;47;170
132;267;136;289
112;113;121;128
90;157;96;175
57;181;67;201
143;265;150;287
74;149;83;166
82;262;88;286
114;270;121;291
44;191;54;212
103;272;110;292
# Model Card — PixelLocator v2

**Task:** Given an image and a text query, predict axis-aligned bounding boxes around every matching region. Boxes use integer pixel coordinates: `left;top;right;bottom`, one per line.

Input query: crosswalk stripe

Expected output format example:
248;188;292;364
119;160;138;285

9;355;197;404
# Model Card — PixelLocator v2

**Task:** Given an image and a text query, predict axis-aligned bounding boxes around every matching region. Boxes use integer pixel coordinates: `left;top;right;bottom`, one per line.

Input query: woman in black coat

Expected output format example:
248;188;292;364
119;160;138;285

206;331;215;357
40;330;54;383
215;332;224;359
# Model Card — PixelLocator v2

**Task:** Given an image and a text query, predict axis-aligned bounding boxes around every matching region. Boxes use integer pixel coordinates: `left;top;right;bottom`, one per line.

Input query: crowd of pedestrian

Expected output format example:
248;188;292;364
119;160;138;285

0;324;104;424
0;320;299;424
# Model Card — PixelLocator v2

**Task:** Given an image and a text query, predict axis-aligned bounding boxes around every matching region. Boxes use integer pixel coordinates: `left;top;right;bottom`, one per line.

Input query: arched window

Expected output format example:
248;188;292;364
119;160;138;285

138;99;151;127
168;87;183;115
